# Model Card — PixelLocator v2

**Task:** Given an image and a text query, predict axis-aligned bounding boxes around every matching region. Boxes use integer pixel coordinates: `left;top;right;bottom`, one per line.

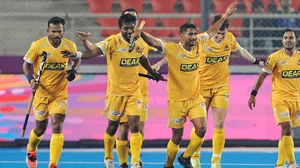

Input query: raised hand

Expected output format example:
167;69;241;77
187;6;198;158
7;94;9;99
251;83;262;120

76;31;91;41
224;2;238;18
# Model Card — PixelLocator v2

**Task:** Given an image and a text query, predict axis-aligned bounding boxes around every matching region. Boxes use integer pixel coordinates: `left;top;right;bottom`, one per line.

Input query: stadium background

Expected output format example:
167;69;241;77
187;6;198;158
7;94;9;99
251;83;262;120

1;0;300;148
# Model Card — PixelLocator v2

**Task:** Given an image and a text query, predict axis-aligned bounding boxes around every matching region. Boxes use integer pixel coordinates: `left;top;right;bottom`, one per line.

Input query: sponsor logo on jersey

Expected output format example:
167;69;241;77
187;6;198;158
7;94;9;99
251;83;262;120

172;118;185;124
177;53;187;58
117;48;127;52
278;61;288;65
120;58;140;67
205;56;228;64
44;62;66;70
109;110;122;117
180;62;199;72
281;70;300;78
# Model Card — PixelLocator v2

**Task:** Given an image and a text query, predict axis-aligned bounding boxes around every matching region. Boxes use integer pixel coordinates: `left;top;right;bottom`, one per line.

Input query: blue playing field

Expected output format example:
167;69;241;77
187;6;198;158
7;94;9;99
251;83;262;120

1;148;297;168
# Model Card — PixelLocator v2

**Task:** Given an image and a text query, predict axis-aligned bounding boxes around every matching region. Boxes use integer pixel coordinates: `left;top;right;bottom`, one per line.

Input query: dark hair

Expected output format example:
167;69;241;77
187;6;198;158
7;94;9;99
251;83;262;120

180;23;197;34
212;15;230;31
48;16;65;28
118;14;137;29
252;0;264;11
282;28;298;39
122;8;138;18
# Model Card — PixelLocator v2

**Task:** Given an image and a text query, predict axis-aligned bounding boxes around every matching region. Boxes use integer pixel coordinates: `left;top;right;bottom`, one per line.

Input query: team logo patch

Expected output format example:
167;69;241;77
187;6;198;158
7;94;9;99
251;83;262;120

205;56;228;64
224;45;230;51
120;58;140;67
137;99;142;110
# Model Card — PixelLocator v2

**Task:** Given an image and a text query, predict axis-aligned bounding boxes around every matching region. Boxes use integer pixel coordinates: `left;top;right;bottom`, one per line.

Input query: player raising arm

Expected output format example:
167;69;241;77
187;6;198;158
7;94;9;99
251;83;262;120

61;14;161;168
130;2;237;168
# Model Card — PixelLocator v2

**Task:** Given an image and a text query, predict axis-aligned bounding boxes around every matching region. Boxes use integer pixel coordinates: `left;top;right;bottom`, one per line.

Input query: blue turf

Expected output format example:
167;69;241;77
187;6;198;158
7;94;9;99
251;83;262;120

1;148;298;168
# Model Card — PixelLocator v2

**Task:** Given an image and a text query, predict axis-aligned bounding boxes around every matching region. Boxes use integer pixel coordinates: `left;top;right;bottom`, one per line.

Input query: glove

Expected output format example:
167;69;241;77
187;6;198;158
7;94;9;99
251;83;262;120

149;71;164;82
66;69;77;81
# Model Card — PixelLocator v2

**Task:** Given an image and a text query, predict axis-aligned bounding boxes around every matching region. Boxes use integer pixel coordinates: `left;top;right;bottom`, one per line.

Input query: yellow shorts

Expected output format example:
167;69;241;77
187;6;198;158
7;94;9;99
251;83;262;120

200;85;230;109
103;94;142;122
272;99;300;128
120;95;148;123
167;93;207;129
33;95;68;121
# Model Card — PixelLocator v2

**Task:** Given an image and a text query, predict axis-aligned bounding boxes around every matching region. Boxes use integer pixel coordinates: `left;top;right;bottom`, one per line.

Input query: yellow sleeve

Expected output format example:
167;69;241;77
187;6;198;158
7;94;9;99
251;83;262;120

230;33;240;52
23;41;39;64
197;32;209;52
71;42;77;52
161;42;175;58
95;35;116;55
263;54;277;73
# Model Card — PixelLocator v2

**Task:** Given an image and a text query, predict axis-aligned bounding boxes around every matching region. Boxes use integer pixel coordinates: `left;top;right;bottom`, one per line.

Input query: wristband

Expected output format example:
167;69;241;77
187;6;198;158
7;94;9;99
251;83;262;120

75;52;83;59
251;90;257;96
26;74;34;83
253;58;259;65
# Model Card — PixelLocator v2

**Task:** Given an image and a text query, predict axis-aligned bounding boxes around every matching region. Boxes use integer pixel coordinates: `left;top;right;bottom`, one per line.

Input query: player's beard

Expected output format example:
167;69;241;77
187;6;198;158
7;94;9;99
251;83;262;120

53;37;61;44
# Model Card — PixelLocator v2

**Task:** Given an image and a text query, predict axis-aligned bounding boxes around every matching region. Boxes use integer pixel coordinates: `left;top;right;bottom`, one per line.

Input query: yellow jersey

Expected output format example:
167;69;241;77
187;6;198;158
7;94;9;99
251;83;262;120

23;36;77;98
138;39;157;97
162;33;209;100
263;49;300;101
198;32;240;90
96;33;145;96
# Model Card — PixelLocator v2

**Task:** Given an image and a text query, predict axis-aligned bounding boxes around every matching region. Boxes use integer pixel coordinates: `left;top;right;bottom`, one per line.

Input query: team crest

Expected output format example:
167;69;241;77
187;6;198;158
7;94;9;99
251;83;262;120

224;45;230;51
136;46;142;53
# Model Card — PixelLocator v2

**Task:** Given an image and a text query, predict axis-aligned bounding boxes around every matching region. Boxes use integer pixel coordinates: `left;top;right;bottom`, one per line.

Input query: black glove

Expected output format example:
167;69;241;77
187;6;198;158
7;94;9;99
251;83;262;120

149;71;164;82
253;58;266;65
66;69;77;81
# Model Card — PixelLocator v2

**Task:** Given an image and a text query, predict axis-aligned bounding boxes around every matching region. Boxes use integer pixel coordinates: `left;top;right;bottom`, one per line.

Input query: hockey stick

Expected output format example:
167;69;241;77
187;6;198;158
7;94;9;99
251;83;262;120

21;51;47;137
138;73;167;82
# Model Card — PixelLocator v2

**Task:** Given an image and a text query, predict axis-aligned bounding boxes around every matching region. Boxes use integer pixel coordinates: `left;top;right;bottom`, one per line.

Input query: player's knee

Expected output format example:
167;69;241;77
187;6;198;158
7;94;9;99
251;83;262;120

34;127;46;137
282;127;293;136
52;122;64;133
214;119;225;128
128;122;140;133
171;135;182;145
106;120;120;135
118;123;129;140
195;125;207;137
280;122;293;136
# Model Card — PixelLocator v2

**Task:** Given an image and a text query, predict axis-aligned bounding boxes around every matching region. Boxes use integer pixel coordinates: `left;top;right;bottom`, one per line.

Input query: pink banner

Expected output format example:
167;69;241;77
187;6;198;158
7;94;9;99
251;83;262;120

0;74;280;141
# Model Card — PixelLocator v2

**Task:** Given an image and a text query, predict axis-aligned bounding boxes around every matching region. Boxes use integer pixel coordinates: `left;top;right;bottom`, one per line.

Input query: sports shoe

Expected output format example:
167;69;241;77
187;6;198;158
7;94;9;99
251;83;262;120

191;157;201;168
26;151;38;168
48;163;58;168
289;163;299;168
105;159;114;168
120;162;128;168
130;162;141;168
275;164;286;168
178;153;192;168
211;160;221;168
